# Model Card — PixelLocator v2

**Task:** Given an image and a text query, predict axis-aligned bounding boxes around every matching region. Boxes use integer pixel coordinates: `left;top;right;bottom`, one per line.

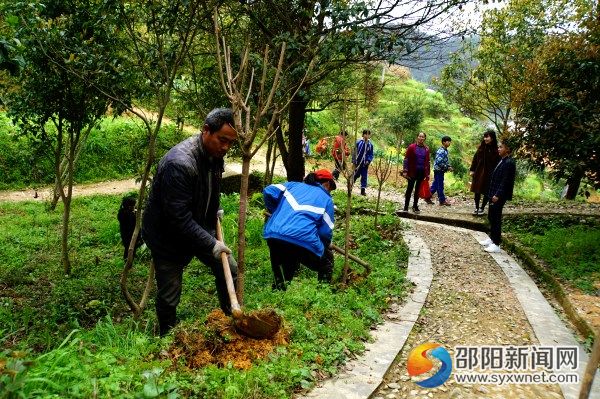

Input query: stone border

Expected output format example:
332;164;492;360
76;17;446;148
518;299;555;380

298;228;433;399
471;229;600;399
502;236;595;340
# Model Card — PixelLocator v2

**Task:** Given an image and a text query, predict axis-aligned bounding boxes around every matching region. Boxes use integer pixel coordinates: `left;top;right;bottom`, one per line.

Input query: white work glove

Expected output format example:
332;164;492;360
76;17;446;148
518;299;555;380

217;209;224;221
212;240;232;260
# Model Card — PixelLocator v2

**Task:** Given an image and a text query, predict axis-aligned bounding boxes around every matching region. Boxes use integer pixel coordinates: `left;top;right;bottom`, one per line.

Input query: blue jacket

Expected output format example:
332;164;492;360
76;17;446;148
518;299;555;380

433;146;450;172
353;139;374;166
263;182;335;257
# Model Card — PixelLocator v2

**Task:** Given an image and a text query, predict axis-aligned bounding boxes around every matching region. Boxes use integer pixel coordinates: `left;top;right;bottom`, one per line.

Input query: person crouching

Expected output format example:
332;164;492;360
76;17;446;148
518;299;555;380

263;169;336;290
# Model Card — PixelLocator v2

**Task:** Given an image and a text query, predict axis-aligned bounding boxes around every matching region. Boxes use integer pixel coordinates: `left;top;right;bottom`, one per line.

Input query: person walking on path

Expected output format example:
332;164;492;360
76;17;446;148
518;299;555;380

428;136;453;206
469;129;500;215
332;130;350;180
142;108;239;336
353;129;374;196
402;132;430;213
479;140;516;253
263;169;336;290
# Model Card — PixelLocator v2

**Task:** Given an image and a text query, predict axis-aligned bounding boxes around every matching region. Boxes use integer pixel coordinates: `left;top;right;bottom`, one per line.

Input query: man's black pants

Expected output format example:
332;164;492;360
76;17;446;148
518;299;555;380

488;199;506;245
153;252;237;336
267;238;333;290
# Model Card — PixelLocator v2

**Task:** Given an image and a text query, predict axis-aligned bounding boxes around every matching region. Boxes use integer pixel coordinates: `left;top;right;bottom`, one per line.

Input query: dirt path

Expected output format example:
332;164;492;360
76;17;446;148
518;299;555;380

371;222;564;399
0;150;287;202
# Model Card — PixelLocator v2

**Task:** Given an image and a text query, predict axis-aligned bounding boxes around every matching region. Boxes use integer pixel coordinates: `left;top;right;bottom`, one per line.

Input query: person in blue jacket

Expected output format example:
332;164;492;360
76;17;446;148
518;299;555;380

428;135;453;206
263;169;336;290
353;129;374;196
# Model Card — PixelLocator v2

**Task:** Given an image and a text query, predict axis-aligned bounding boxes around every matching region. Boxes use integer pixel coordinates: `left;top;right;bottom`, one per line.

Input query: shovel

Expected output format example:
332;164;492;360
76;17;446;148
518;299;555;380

216;218;281;339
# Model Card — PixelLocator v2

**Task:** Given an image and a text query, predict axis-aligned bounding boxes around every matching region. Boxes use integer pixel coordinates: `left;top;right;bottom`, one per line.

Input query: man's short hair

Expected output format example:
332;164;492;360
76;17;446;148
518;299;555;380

362;129;371;135
441;136;452;143
204;108;234;133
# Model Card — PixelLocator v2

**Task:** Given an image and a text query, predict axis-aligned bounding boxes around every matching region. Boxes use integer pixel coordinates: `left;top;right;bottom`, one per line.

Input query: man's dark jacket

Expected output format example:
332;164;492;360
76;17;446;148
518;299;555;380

142;135;223;264
488;156;516;201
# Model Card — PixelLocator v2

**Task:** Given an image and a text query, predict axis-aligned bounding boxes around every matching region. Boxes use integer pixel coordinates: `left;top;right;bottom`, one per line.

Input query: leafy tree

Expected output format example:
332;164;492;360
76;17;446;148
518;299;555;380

435;0;575;133
112;0;212;316
512;5;600;197
239;0;474;181
1;0;131;274
385;94;424;178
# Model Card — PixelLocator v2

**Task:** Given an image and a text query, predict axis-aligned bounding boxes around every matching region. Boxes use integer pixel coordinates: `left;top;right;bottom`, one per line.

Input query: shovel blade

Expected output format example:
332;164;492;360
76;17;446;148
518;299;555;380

234;309;281;339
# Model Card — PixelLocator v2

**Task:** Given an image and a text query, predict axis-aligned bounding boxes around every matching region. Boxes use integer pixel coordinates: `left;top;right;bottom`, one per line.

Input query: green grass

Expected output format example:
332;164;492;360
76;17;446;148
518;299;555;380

505;216;600;293
0;192;408;398
0;114;189;190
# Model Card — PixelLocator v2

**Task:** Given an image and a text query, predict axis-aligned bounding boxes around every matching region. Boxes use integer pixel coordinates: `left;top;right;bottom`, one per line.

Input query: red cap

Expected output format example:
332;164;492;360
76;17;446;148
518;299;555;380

315;169;334;181
314;169;336;190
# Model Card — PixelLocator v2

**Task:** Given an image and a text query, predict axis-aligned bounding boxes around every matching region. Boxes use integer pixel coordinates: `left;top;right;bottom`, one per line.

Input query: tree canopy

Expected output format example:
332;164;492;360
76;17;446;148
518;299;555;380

513;7;600;189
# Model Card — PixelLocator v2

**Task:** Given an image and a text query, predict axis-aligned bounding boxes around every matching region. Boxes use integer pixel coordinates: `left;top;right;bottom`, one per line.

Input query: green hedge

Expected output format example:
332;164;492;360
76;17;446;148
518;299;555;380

0;113;189;190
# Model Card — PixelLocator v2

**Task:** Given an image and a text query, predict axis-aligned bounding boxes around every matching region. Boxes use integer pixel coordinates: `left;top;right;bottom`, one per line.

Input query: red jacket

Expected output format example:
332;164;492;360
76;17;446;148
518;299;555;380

403;143;430;179
332;135;350;161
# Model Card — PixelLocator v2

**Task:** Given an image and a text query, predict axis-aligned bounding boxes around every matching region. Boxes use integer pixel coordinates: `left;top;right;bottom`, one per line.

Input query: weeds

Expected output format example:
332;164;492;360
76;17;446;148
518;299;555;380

0;192;408;397
506;216;600;293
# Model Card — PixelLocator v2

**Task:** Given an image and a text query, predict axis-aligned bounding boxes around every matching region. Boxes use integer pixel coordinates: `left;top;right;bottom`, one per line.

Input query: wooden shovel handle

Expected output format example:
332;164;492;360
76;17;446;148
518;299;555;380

216;219;242;318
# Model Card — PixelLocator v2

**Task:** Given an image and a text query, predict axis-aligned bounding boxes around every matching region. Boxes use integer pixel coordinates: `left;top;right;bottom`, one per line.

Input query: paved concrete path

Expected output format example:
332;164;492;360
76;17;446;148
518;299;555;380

299;220;600;399
472;227;600;399
298;229;432;399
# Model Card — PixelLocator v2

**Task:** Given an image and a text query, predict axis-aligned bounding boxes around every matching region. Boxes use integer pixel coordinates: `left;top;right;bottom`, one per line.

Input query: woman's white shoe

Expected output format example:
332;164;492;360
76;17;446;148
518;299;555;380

479;238;493;246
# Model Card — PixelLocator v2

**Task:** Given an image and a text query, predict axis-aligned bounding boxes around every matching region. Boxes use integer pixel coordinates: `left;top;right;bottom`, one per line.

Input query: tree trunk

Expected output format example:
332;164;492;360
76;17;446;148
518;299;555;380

236;152;252;305
342;182;353;286
565;168;583;200
286;94;308;181
264;136;274;186
50;126;92;210
269;141;277;185
275;117;290;173
121;114;160;317
61;132;76;276
375;186;382;227
61;193;72;275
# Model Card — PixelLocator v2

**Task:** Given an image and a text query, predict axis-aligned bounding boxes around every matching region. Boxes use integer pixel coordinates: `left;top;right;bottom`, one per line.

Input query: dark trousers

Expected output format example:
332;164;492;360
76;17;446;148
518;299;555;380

332;159;345;180
404;170;425;210
487;199;506;245
429;170;446;202
153;252;237;336
474;193;489;211
353;164;369;189
267;238;333;290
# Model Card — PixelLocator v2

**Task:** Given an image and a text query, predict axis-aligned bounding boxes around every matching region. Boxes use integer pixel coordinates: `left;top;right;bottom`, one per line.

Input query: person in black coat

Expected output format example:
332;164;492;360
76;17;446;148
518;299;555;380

478;141;516;253
142;108;238;336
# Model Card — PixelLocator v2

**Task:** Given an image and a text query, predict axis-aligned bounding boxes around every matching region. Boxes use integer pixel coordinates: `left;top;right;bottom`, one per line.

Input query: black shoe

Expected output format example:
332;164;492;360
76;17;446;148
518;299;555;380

425;198;434;204
412;206;421;213
360;188;366;196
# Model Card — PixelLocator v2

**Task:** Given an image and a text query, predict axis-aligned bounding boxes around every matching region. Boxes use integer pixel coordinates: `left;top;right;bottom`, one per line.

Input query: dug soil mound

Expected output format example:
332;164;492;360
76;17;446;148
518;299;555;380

168;309;289;370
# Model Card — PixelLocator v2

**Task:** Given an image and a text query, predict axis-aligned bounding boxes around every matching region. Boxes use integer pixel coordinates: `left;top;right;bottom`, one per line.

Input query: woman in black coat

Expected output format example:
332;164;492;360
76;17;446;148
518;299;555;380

469;129;500;215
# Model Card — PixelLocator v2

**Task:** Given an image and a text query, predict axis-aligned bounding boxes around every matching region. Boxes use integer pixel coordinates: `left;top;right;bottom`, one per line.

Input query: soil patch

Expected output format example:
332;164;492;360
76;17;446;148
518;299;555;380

567;287;600;333
167;309;289;370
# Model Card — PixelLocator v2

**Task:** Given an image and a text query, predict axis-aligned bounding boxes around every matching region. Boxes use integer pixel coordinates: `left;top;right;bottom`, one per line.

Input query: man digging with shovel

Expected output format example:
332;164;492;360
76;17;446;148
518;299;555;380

142;108;239;337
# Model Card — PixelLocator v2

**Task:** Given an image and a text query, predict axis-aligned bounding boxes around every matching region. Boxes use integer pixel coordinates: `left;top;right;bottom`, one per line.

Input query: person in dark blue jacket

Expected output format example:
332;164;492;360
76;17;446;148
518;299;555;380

142;108;238;336
263;169;336;290
353;129;374;196
479;140;516;253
